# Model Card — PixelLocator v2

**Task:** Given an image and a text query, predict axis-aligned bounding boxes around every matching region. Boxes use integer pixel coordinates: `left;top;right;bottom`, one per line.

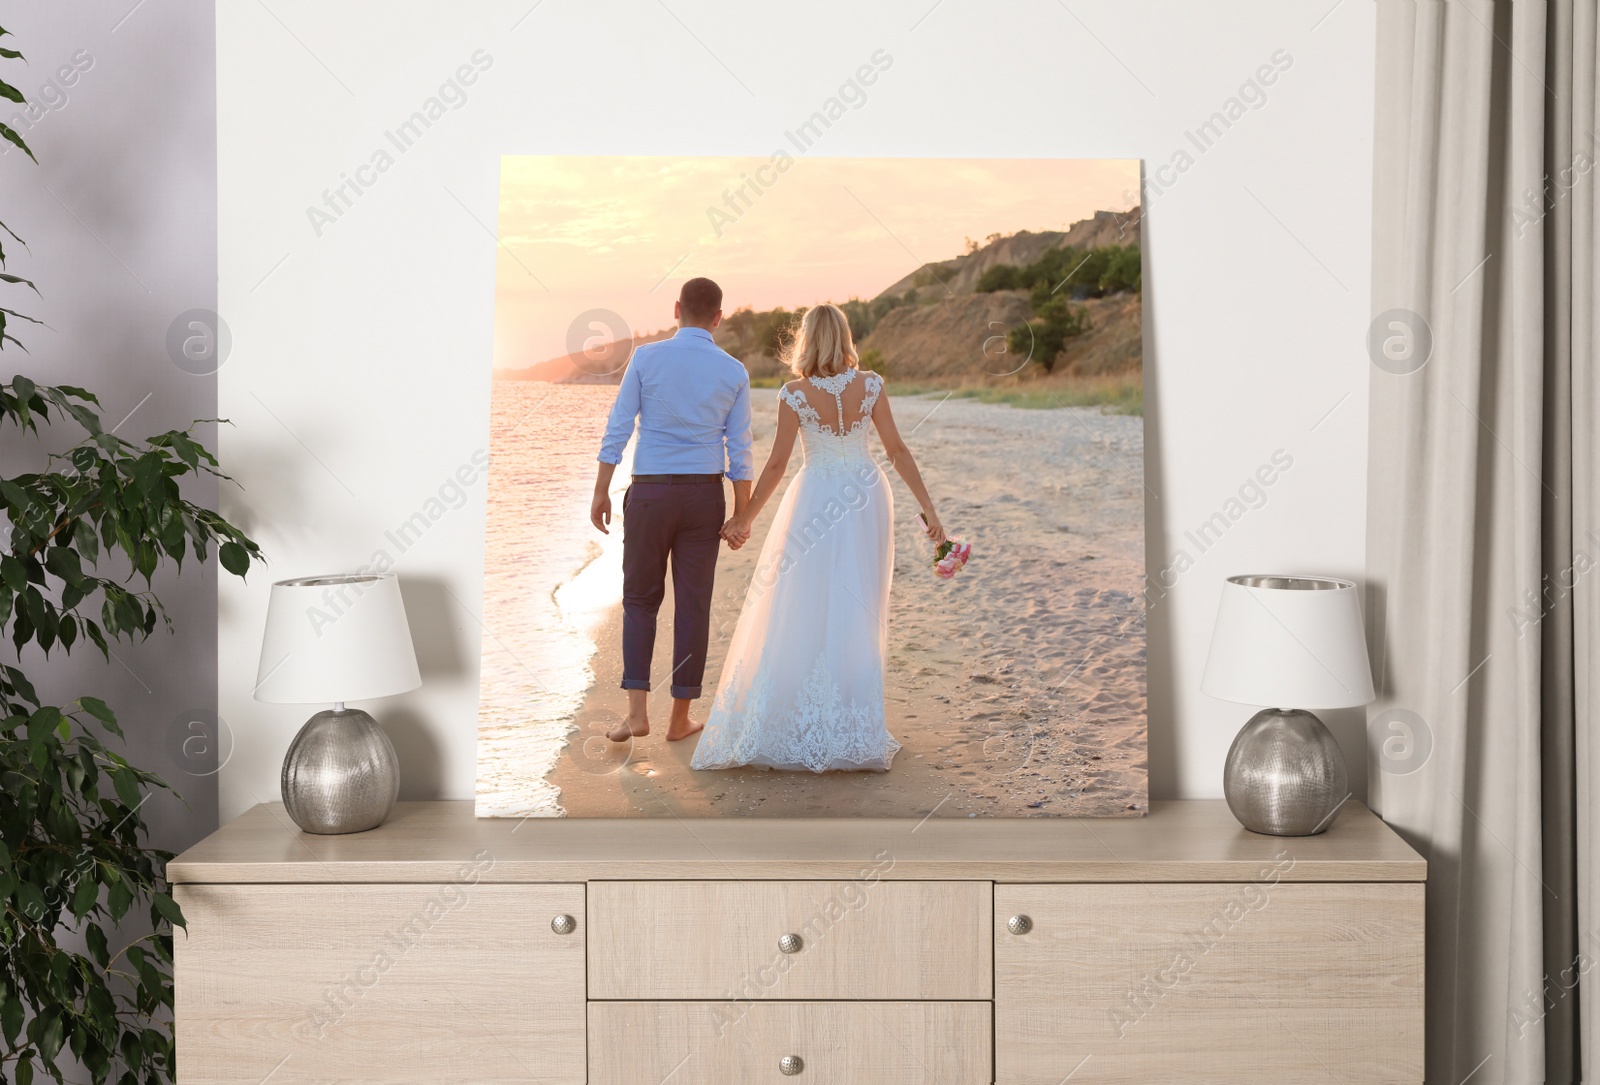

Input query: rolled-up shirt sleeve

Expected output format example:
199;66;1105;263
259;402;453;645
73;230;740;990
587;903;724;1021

597;362;642;466
724;376;754;481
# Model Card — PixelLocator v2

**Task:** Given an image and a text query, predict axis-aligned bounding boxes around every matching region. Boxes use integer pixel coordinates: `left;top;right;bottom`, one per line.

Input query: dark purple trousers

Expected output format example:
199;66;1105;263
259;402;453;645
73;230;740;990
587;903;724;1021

620;481;725;699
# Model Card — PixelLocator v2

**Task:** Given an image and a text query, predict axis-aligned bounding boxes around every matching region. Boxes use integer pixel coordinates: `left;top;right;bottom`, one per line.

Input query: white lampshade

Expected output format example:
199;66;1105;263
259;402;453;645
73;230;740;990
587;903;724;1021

1201;575;1375;710
254;573;422;704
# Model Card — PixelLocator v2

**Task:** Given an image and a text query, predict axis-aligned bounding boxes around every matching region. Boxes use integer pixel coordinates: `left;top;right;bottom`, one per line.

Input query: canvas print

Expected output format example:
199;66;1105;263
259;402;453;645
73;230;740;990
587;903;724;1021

475;155;1146;818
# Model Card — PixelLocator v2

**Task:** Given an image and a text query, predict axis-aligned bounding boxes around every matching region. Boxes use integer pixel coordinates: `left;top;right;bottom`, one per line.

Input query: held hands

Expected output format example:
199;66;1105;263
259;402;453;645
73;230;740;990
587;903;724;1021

920;510;947;546
590;490;612;534
720;515;753;550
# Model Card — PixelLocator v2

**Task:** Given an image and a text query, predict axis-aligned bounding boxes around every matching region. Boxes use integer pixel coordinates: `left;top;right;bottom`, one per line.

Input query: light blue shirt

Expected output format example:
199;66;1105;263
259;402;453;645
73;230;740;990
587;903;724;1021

597;326;754;481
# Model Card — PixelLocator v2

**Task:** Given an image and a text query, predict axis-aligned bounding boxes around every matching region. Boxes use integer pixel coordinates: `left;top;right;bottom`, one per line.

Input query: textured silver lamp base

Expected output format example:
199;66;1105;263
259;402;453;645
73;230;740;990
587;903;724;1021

1223;708;1349;836
280;708;400;835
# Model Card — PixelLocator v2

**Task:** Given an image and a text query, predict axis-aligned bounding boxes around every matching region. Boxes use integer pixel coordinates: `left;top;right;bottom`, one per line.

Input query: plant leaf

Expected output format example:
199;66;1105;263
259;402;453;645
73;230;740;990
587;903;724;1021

79;695;116;725
109;765;140;809
85;923;110;968
150;892;185;930
70;875;97;918
218;541;249;577
16;880;45;921
0;554;25;592
1;994;20;1045
106;879;132;921
37;1010;63;1063
0;120;34;163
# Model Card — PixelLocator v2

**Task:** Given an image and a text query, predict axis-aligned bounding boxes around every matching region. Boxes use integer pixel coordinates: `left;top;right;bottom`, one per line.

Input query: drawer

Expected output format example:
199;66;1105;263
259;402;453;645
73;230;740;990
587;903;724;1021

174;882;587;1084
589;1000;992;1084
588;880;991;999
994;882;1425;1083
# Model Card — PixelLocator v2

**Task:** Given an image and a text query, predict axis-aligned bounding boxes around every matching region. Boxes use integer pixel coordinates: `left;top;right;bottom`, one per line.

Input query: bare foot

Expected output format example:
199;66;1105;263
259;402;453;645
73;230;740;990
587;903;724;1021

665;717;704;741
607;716;649;743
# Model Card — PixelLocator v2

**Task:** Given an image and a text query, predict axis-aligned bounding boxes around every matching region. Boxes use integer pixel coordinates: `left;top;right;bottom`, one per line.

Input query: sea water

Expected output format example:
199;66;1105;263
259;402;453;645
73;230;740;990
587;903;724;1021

474;382;629;817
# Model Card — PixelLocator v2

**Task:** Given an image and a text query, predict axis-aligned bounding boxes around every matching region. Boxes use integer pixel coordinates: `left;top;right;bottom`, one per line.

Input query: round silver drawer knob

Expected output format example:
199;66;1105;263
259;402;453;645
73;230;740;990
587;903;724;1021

777;932;804;954
551;914;577;935
1007;914;1033;935
779;1054;804;1075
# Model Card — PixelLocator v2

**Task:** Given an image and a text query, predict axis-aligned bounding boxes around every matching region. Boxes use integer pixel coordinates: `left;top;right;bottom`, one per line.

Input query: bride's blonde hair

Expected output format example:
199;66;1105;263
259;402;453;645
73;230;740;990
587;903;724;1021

784;303;858;379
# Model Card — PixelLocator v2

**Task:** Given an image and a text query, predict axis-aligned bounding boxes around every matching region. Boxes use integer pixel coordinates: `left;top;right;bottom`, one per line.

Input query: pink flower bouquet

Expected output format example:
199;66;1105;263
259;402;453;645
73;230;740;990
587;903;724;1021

918;514;972;578
933;538;972;578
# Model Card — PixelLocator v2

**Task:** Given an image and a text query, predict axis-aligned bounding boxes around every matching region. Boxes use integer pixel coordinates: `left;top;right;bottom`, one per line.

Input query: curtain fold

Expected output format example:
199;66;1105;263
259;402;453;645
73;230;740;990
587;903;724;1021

1367;2;1598;1082
1567;7;1600;1077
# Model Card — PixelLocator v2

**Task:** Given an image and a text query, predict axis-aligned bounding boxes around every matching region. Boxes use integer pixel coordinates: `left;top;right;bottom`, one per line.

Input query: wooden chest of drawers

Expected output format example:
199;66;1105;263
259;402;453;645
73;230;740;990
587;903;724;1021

171;801;1425;1083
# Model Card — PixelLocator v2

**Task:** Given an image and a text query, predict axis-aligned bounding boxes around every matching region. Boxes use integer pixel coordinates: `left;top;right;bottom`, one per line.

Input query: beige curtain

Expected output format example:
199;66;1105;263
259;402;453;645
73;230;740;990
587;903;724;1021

1367;1;1599;1082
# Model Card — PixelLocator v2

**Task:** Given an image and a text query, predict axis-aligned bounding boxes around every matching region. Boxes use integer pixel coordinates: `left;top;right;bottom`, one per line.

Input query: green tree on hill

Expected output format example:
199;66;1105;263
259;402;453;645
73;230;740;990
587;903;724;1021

720;306;809;358
1008;296;1090;374
837;293;914;342
979;242;1139;373
975;263;1023;292
978;243;1141;300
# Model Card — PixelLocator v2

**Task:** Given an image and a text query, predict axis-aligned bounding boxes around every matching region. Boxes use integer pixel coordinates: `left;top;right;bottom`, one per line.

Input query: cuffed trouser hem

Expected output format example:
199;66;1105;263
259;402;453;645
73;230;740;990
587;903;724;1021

620;679;651;691
670;684;703;700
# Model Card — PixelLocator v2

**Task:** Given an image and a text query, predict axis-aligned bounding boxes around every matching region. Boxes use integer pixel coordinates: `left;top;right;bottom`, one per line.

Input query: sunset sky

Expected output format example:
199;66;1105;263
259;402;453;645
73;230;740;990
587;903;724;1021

493;155;1140;370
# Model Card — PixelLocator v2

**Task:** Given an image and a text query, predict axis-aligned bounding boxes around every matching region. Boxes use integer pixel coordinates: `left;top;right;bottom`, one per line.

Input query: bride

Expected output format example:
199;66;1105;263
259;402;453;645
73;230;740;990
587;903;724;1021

690;303;946;773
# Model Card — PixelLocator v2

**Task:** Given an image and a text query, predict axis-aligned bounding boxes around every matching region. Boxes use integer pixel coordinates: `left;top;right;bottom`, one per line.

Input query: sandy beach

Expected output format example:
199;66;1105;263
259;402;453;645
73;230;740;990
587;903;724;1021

543;388;1148;819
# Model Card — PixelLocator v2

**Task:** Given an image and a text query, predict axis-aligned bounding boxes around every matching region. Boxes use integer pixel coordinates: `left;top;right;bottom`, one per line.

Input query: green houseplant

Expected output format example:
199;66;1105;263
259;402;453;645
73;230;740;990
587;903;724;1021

1;26;263;1085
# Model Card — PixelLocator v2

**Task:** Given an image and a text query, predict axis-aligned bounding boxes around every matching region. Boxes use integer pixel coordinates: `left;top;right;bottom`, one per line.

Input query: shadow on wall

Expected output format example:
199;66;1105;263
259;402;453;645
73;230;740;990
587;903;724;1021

390;575;469;798
1139;165;1178;803
386;705;447;799
4;0;221;853
400;575;470;681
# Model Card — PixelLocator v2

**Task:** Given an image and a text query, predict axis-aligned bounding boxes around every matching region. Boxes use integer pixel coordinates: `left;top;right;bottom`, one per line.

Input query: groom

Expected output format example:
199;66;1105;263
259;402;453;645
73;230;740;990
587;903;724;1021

590;277;754;743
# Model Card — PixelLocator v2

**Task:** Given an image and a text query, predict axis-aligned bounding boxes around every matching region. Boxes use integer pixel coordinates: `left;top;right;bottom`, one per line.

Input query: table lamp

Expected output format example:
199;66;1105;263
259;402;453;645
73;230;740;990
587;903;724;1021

254;573;421;835
1201;574;1375;836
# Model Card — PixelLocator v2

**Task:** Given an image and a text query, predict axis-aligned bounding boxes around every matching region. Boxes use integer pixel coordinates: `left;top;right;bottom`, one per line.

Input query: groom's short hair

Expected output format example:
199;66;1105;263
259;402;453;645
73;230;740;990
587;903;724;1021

679;277;723;323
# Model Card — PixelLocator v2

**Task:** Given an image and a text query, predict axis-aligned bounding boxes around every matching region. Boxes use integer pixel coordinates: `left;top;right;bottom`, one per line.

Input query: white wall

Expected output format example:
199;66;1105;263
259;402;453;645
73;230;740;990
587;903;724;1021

216;0;1376;820
4;0;222;850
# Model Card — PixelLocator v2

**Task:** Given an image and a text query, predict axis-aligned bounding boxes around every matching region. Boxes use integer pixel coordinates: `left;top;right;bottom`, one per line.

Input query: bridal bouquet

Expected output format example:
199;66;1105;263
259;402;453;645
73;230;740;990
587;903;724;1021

933;538;973;579
918;515;972;578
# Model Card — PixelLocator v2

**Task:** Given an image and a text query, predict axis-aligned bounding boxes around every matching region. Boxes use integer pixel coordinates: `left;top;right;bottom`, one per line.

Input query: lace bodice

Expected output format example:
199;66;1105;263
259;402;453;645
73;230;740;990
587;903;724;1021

778;369;884;477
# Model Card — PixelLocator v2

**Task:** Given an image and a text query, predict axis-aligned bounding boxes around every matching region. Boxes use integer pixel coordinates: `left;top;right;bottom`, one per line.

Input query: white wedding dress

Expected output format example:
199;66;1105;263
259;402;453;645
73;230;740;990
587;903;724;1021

691;368;901;772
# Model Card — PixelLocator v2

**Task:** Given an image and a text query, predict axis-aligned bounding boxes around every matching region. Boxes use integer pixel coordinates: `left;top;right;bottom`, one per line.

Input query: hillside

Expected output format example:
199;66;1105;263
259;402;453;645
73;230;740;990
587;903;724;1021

495;207;1142;386
877;209;1141;301
862;292;1140;381
862;292;1031;378
861;207;1142;382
